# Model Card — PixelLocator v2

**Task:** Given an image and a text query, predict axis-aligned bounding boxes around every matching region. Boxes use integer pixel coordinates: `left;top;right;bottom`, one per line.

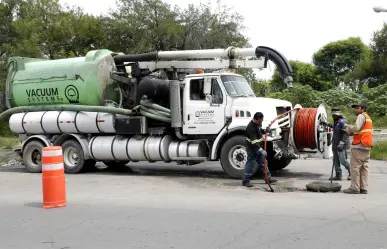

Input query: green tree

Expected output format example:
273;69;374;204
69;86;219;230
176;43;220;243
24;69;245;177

268;84;322;107
176;0;248;50
103;0;249;53
312;37;370;85
270;60;331;92
345;23;387;88
0;0;33;91
102;0;184;53
1;0;104;59
252;79;271;97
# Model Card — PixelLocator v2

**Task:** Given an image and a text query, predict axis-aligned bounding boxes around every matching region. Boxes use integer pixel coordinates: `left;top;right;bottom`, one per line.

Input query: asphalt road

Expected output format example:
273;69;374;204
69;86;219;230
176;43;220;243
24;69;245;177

0;157;387;249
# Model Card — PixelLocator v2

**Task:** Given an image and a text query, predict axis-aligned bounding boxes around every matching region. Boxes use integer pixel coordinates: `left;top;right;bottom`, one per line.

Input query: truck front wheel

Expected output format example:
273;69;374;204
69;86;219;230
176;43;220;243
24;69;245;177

220;136;292;179
62;140;86;174
220;135;256;179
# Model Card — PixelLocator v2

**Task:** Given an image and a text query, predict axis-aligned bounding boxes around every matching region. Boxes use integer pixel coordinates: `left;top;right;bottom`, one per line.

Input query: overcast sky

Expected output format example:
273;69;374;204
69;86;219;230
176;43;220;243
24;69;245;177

59;0;387;79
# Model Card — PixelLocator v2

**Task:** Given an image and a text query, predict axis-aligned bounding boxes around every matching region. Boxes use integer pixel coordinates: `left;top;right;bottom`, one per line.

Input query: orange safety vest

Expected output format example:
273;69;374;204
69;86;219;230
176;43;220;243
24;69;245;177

352;112;373;147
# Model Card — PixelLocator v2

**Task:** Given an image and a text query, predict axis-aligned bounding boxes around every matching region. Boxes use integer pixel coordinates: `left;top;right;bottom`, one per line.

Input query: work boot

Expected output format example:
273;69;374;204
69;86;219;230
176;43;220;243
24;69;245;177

242;181;254;188
360;189;368;194
329;175;342;181
343;188;360;194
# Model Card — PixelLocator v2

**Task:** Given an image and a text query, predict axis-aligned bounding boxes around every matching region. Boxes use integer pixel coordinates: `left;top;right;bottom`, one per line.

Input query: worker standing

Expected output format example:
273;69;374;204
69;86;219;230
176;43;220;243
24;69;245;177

321;108;351;181
242;112;278;187
343;103;373;194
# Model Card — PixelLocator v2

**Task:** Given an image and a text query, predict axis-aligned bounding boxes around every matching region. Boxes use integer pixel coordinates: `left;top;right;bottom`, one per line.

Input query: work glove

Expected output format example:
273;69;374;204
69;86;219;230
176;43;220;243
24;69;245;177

337;142;344;152
258;149;267;157
264;127;271;133
338;119;345;128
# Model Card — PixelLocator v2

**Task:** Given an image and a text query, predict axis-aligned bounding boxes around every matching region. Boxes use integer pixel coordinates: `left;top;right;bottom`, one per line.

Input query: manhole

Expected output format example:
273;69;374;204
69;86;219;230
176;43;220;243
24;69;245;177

306;181;342;193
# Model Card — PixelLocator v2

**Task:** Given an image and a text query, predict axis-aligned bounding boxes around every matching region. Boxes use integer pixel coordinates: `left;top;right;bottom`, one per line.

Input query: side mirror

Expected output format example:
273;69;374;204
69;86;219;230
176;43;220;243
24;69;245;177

203;77;211;95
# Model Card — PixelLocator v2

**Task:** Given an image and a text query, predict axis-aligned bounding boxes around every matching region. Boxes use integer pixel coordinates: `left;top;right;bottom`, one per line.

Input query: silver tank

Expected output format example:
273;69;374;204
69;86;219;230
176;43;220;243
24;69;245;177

9;111;116;134
88;135;208;162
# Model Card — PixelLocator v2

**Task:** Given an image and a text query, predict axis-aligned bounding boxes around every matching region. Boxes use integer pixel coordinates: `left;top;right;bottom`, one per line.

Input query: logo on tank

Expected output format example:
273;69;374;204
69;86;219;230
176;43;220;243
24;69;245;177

64;85;79;104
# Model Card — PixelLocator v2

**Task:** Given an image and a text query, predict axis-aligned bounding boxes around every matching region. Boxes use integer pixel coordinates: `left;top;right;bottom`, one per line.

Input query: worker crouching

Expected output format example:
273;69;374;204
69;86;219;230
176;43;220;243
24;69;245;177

343;103;373;194
321;108;351;181
242;112;278;187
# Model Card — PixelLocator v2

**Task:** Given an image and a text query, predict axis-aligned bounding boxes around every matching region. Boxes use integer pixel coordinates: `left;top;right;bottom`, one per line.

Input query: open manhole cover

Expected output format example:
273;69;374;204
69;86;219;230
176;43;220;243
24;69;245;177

306;181;342;193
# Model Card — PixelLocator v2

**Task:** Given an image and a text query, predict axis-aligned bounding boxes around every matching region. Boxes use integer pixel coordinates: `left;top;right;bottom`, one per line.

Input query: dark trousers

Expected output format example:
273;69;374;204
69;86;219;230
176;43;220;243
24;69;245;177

243;150;272;184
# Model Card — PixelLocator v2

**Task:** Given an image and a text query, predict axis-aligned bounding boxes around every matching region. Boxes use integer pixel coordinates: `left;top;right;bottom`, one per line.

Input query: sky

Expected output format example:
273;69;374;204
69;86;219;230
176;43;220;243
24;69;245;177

60;0;387;80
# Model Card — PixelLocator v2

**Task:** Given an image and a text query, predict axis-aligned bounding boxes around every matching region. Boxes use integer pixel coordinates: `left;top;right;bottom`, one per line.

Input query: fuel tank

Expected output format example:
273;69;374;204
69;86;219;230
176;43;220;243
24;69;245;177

5;49;121;108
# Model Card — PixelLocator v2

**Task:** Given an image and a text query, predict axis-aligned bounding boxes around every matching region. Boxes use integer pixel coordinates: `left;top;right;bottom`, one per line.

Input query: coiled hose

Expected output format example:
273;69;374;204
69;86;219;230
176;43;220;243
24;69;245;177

0;100;172;123
263;107;320;192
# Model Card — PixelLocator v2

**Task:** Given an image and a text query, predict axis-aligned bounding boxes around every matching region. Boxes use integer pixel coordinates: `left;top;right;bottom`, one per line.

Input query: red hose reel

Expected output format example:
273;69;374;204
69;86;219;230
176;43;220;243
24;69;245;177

290;104;328;151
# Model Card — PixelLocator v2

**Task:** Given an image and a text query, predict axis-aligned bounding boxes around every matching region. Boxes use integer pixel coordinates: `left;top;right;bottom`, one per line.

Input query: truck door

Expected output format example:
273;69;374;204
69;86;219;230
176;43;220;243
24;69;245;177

183;76;226;134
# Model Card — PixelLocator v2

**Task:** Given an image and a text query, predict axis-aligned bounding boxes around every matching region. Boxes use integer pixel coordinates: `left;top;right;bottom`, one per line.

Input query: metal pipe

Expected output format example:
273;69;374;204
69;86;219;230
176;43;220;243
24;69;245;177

231;48;256;58
157;48;232;60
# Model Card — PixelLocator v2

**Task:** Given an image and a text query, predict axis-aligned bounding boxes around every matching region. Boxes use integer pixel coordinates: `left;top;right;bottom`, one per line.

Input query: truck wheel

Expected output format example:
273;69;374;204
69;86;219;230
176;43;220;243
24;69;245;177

220;135;257;179
103;161;130;171
22;140;44;173
61;140;86;174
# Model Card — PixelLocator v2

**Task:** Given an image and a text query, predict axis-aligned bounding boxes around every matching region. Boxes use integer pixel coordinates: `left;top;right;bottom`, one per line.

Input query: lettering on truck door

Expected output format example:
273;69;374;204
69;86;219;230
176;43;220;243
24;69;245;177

183;77;226;134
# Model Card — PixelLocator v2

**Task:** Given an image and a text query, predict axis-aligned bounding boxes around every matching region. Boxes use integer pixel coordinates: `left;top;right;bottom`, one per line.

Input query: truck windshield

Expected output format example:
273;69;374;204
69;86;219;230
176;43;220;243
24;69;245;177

220;75;256;98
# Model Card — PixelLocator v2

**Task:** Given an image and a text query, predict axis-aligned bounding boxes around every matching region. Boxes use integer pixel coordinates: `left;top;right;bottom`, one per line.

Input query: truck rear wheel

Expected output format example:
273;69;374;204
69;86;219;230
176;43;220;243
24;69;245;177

62;140;86;174
220;135;256;179
22;140;44;173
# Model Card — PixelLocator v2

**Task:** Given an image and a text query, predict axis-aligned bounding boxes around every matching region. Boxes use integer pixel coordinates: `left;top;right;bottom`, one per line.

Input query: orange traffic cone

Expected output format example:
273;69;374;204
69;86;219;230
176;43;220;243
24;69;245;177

41;146;67;209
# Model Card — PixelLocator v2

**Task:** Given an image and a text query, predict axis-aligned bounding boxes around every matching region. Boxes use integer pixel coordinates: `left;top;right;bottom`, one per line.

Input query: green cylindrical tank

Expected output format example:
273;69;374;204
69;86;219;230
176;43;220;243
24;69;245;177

5;49;121;108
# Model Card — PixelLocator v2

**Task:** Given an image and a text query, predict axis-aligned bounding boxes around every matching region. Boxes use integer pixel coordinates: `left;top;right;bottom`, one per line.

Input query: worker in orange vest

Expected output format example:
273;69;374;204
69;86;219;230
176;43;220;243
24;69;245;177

343;103;373;194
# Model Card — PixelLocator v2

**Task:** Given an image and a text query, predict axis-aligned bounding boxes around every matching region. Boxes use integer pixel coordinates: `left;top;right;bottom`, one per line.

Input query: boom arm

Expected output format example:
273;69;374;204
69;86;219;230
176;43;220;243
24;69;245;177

113;46;294;88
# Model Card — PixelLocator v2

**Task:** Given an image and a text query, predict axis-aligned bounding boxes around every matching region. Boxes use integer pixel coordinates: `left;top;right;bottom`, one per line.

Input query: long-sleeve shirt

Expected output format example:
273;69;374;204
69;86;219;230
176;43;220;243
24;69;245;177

245;120;264;152
326;118;350;150
347;114;371;151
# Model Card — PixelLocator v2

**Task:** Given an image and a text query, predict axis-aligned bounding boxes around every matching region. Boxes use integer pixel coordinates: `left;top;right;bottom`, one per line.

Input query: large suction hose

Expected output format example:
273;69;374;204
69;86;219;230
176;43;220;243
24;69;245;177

0;100;172;123
134;100;171;123
255;46;294;88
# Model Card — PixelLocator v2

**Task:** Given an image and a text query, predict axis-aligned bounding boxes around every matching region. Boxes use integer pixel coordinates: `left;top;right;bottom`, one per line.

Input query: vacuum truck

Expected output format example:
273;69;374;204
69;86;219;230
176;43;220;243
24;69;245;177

0;46;333;178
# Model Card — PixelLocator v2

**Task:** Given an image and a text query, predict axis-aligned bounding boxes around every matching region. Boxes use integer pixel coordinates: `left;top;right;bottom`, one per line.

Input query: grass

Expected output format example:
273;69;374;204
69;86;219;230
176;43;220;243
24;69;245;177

371;140;387;160
0;136;20;149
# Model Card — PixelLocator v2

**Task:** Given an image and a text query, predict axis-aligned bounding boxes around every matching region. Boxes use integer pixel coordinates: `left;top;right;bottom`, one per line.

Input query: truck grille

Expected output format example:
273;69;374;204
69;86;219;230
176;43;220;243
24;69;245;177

276;106;291;128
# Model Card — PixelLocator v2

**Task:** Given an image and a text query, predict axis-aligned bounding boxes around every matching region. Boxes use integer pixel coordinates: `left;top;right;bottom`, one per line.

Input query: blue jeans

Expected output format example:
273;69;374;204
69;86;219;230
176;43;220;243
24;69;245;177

243;150;272;183
333;149;350;176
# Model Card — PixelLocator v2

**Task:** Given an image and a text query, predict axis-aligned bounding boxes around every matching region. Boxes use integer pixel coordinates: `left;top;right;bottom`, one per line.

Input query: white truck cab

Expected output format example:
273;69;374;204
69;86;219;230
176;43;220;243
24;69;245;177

181;72;297;178
183;72;292;135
